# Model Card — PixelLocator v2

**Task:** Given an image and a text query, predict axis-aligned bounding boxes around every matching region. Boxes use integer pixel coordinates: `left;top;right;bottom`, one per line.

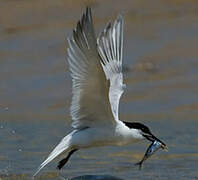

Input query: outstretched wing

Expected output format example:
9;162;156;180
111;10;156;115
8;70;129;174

68;7;115;129
97;15;125;121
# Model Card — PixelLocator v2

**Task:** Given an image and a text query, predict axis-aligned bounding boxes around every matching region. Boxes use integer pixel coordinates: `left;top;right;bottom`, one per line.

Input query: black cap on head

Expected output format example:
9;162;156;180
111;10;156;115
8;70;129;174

123;121;151;135
123;121;167;150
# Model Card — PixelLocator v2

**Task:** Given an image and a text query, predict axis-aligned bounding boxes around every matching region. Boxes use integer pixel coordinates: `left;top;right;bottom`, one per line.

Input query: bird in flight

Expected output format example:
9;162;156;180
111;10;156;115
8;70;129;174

33;7;167;177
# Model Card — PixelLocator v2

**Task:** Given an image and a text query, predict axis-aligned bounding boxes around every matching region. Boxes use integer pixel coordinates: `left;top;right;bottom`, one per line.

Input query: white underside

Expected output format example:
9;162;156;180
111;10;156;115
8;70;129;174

33;121;143;177
71;121;142;148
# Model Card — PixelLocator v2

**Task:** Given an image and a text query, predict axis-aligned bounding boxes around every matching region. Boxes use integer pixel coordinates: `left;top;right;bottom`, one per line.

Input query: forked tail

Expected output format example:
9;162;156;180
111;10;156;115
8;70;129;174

33;131;76;177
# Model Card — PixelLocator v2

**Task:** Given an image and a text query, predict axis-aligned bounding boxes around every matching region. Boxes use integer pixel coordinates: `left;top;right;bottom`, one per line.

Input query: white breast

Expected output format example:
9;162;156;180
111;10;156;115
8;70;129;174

70;121;144;149
114;121;144;145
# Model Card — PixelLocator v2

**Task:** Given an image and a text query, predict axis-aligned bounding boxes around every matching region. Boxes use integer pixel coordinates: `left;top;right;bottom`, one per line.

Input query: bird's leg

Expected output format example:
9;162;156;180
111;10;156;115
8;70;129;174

57;149;78;170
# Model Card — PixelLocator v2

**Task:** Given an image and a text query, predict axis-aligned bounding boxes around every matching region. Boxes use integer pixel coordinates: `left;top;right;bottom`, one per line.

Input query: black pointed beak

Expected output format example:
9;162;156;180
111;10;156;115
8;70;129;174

143;133;168;151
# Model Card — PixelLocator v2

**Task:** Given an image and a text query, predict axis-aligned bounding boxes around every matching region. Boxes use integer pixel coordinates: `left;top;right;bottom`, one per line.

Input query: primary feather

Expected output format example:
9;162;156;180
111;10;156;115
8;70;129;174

68;7;115;129
97;15;125;121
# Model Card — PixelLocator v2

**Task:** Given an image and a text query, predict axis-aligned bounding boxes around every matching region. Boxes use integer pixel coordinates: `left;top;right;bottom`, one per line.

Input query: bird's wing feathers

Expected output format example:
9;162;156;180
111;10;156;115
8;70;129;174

97;15;125;121
33;8;126;178
68;8;115;128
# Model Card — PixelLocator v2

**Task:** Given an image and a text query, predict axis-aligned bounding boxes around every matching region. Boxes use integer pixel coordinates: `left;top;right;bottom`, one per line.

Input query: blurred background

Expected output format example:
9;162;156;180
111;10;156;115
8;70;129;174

0;0;198;179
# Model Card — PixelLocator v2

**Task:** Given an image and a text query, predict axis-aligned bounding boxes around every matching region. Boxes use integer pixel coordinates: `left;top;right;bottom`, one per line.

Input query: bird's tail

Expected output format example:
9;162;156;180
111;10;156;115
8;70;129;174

33;131;76;177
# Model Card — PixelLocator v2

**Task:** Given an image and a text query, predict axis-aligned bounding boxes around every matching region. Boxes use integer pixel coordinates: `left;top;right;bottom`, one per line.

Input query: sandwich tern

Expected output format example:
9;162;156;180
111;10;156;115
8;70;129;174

33;7;167;177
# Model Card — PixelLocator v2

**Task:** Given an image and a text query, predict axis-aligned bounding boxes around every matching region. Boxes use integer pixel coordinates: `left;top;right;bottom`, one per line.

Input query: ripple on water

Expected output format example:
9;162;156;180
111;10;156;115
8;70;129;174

1;0;198;180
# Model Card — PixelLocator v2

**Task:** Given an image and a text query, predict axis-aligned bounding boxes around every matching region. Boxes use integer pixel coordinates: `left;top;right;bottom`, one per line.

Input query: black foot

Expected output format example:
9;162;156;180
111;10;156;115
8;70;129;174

57;149;78;170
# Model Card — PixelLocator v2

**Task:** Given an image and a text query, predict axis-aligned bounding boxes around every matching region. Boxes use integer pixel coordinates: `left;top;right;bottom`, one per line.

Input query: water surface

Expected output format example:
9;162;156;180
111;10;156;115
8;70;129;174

0;0;198;179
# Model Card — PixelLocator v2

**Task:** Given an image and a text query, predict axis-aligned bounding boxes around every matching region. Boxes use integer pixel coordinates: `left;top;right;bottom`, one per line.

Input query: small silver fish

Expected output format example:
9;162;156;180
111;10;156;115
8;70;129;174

135;140;167;169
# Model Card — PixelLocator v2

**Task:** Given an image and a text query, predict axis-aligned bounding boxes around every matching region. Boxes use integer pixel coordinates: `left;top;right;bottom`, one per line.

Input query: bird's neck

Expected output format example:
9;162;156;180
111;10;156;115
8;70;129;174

115;121;144;145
